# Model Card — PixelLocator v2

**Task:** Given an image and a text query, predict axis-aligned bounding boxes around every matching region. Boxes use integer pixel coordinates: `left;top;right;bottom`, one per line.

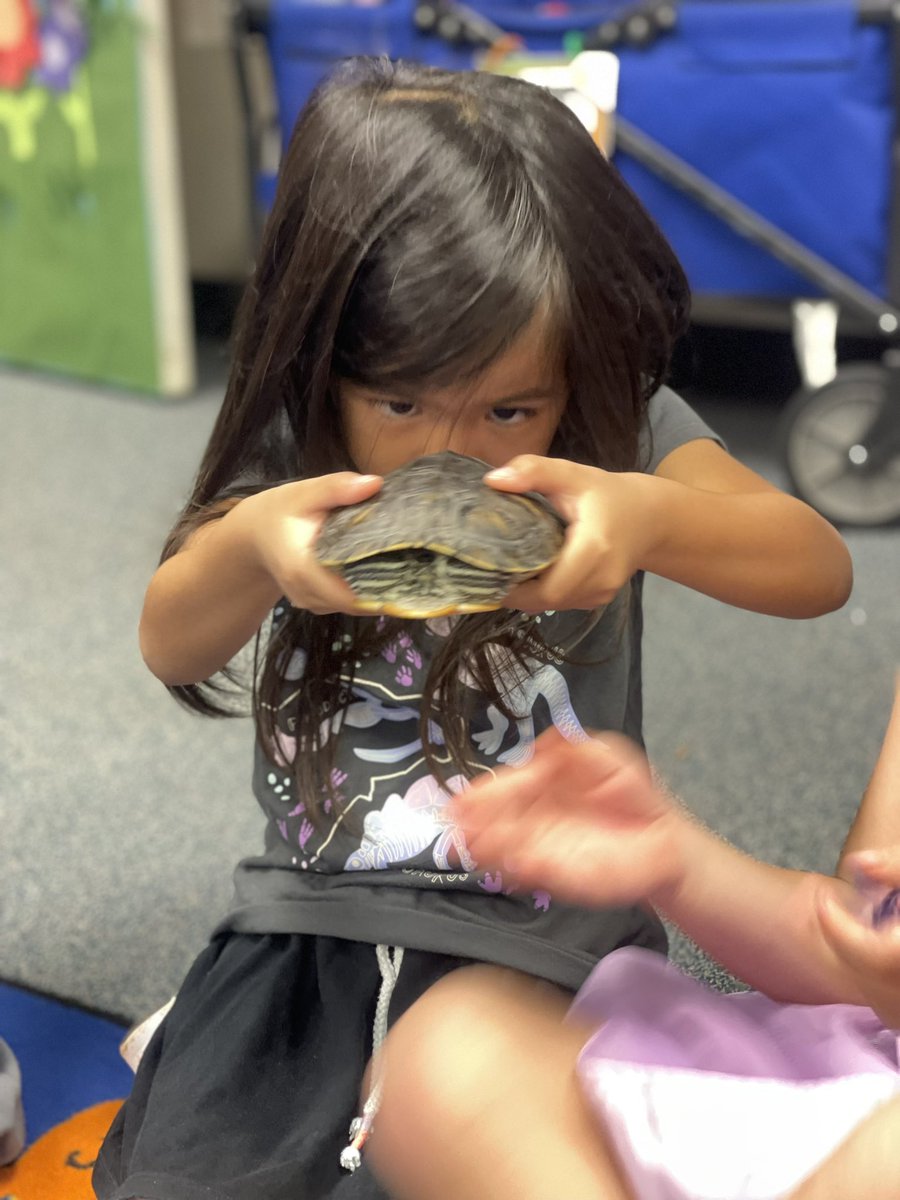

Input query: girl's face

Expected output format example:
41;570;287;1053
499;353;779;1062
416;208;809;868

339;318;567;475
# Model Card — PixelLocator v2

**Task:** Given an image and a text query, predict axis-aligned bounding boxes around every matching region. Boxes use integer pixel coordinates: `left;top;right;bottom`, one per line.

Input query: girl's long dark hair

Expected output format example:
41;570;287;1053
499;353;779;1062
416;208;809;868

164;58;690;821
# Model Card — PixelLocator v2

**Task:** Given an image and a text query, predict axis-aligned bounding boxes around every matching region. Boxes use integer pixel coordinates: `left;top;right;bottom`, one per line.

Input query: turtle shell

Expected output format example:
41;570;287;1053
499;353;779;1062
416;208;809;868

315;451;566;619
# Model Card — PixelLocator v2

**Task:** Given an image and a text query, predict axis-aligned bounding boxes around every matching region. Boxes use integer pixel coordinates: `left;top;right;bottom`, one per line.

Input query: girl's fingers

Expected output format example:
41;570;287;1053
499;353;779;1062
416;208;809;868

455;737;666;900
816;891;900;1027
817;891;900;968
461;737;566;810
293;473;383;611
506;524;628;616
501;553;589;614
460;734;642;829
458;733;653;830
817;891;872;952
845;847;900;888
284;555;377;617
309;577;375;616
279;471;383;522
313;471;383;510
484;455;573;499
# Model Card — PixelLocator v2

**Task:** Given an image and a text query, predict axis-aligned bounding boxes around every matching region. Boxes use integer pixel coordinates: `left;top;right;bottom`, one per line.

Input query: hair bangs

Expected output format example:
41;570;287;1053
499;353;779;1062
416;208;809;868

337;258;567;393
330;93;570;390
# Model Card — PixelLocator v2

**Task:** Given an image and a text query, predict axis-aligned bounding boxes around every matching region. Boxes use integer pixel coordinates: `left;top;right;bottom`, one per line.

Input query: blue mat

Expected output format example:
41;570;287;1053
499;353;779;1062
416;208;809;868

0;983;132;1145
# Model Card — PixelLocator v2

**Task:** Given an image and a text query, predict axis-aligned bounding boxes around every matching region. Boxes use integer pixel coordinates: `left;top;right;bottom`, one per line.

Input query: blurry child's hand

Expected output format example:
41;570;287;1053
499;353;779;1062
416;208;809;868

454;728;688;908
484;456;657;612
240;472;383;615
816;847;900;1029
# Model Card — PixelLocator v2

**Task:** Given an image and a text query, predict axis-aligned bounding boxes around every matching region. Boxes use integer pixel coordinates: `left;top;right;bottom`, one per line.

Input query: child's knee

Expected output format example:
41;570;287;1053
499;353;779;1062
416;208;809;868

378;964;575;1129
370;968;514;1183
370;965;594;1194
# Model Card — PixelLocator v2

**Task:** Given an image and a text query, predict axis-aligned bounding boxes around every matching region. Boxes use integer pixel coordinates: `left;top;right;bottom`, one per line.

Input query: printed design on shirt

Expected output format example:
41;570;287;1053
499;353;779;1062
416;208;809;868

344;772;475;872
269;691;423;769
379;625;424;688
477;870;551;910
472;656;588;766
346;628;588;769
285;628;433;767
402;868;470;884
261;621;559;907
427;613;588;765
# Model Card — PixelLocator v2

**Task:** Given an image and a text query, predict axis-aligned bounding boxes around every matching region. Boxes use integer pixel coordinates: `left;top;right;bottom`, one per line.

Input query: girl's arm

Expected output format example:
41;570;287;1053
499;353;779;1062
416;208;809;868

645;681;900;1004
646;813;867;1005
838;680;900;870
807;682;900;1027
488;440;852;618
139;473;381;685
455;707;900;1007
813;845;900;1027
644;437;852;616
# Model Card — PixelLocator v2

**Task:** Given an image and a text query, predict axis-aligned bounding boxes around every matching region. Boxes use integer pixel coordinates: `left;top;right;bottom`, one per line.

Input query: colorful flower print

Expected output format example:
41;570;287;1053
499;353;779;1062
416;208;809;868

34;0;88;92
0;0;40;90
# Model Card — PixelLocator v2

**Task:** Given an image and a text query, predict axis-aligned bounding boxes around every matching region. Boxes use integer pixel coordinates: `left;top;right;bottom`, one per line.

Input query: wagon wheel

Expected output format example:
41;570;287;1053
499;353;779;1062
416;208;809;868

779;362;900;527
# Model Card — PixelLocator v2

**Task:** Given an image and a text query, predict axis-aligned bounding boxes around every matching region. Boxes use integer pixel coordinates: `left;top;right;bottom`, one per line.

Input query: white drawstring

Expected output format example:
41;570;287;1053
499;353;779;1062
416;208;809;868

340;944;405;1172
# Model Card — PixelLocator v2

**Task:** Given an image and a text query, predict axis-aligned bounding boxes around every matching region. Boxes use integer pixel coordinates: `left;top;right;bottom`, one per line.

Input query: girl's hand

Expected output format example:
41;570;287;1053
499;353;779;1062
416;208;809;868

239;472;384;614
815;847;900;1029
485;456;658;613
454;728;688;908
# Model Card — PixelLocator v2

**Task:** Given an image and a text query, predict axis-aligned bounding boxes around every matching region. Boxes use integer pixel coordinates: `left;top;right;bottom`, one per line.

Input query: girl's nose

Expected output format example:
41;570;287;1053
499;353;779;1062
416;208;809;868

423;420;471;458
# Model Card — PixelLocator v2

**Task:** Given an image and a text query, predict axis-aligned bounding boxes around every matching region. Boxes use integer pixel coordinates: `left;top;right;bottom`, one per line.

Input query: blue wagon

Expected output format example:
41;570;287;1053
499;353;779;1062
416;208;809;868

237;0;900;525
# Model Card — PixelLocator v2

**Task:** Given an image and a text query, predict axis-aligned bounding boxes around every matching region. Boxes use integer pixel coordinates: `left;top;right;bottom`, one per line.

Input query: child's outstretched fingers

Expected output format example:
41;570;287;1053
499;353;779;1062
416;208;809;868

845;846;900;891
816;882;900;1029
844;848;900;932
454;729;688;909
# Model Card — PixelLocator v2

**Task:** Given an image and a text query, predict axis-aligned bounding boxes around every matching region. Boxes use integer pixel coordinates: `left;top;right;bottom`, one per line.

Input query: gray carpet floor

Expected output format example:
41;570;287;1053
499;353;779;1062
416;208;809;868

3;346;899;1022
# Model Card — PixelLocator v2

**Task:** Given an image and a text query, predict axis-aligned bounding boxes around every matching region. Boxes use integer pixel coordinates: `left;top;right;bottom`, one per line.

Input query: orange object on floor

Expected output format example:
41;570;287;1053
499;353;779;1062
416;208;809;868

0;1099;122;1199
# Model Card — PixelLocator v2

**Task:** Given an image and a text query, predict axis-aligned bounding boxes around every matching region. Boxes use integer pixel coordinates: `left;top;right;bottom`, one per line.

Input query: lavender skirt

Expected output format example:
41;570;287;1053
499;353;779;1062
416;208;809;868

570;947;900;1200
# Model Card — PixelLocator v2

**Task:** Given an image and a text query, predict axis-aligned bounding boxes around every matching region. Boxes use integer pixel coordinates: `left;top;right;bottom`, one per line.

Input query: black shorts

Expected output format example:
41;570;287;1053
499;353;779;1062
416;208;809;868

93;933;468;1200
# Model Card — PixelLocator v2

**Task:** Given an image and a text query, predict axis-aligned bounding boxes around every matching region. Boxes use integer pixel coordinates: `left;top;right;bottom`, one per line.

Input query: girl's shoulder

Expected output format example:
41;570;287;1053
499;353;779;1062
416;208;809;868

640;386;725;473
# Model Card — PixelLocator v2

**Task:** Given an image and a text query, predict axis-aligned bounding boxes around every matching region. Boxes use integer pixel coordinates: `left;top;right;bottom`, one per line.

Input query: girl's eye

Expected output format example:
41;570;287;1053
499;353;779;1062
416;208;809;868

491;406;530;424
372;398;417;418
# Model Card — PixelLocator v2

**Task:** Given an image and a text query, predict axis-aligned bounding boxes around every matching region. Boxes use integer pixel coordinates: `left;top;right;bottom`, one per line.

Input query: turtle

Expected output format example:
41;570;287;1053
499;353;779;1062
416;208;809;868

314;451;567;619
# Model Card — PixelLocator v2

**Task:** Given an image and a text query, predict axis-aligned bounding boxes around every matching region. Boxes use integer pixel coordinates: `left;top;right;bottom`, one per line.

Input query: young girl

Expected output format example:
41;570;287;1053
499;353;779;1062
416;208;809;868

368;684;900;1199
94;57;852;1200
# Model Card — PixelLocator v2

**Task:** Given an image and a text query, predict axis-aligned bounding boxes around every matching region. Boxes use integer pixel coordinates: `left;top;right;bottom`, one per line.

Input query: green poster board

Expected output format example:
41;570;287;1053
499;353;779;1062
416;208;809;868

0;0;195;394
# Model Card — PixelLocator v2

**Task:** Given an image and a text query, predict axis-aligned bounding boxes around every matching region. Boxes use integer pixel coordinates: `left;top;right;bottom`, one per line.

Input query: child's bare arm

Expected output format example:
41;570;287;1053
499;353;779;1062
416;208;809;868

838;681;900;871
488;440;852;618
646;438;852;617
802;683;900;1027
455;730;868;1005
814;845;900;1029
139;473;381;685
